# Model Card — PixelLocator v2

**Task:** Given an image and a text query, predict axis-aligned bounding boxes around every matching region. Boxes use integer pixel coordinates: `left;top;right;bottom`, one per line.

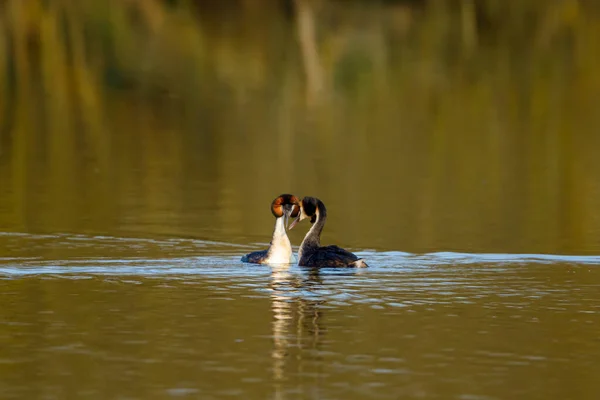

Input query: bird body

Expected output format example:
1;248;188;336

290;197;368;268
241;194;300;265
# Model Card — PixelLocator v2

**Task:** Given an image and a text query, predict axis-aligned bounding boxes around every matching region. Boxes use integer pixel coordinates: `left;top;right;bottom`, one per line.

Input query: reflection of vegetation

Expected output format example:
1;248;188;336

1;0;600;254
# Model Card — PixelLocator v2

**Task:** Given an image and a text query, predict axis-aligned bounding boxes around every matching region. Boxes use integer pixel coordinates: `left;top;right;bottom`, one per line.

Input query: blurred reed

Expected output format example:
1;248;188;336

1;0;600;254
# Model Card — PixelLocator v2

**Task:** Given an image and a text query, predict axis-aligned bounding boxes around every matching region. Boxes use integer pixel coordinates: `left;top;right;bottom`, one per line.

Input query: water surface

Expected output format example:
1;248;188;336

1;233;600;399
2;1;600;398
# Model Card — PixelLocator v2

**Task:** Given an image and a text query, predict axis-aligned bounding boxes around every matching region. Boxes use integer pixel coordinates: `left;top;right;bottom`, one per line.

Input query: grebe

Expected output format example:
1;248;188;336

289;197;368;268
241;194;301;265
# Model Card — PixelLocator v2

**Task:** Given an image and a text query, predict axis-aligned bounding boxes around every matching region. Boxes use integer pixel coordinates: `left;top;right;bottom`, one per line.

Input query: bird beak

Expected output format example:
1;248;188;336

288;213;301;230
284;211;290;230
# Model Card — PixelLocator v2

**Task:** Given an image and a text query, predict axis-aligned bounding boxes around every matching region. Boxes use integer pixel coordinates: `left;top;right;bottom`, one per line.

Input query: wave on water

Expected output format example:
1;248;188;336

1;231;600;276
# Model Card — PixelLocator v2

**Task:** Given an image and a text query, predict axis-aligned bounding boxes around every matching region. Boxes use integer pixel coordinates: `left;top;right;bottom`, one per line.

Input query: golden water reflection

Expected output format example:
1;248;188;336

2;3;600;397
2;1;600;254
1;236;600;399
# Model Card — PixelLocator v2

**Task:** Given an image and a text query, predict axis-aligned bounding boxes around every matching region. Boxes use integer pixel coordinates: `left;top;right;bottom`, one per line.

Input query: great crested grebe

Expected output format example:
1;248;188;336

289;196;368;268
241;194;301;265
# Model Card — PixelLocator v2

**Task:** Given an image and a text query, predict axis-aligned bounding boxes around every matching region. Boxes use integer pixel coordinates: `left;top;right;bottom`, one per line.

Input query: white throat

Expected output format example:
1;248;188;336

265;217;293;264
298;208;320;261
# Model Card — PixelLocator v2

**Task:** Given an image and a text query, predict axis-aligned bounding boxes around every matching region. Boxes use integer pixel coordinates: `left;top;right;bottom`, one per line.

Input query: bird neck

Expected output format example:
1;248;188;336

267;216;292;263
270;216;290;248
299;201;327;260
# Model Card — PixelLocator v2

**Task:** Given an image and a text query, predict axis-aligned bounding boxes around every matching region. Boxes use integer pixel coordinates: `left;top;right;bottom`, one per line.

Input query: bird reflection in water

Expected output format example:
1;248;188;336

269;266;360;397
270;266;324;380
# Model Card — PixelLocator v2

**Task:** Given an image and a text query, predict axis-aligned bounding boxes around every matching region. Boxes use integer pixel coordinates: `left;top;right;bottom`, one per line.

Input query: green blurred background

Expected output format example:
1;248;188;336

1;0;599;255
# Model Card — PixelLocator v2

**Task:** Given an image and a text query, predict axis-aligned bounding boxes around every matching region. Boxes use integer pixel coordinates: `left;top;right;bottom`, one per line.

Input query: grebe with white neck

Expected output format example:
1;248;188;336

241;194;300;265
289;196;368;268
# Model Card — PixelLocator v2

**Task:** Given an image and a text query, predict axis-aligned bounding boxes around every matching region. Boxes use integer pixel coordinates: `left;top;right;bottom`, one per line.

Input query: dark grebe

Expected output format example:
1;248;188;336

289;197;368;268
241;194;301;265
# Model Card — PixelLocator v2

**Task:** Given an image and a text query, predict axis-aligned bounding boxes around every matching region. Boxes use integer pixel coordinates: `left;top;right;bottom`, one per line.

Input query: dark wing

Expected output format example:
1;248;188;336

241;249;268;264
303;245;361;268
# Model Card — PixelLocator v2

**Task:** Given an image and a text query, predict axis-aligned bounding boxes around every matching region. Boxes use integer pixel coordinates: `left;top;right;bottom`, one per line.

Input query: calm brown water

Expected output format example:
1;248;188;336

1;235;600;399
2;1;600;399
